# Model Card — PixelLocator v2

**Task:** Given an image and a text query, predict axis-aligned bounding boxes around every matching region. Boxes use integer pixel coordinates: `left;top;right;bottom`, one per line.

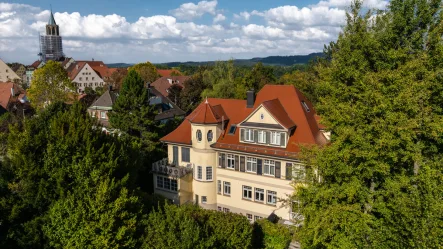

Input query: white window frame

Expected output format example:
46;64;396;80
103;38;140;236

293;163;306;180
264;159;275;176
255;188;265;202
258;130;266;143
246;157;257;172
270;131;281;145
254;215;263;221
267;190;277;205
243;185;252;200
156;176;178;192
91;111;96;117
223;181;231;196
100;111;106;119
206;166;213;181
245;129;254;142
227;154;235;169
201;196;207;204
246;213;253;221
197;166;202;180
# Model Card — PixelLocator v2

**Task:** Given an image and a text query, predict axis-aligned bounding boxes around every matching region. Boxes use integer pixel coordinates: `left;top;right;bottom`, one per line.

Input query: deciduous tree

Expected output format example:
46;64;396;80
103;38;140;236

132;62;160;84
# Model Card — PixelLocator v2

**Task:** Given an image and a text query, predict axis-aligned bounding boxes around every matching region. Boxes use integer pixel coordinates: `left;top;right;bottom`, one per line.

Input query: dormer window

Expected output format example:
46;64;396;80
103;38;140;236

196;130;202;142
207;130;213;142
258;130;266;143
270;131;281;145
244;129;254;142
301;101;310;112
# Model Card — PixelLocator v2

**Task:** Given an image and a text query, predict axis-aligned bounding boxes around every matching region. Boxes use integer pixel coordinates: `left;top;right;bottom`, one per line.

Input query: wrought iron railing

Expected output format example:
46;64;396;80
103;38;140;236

151;158;193;178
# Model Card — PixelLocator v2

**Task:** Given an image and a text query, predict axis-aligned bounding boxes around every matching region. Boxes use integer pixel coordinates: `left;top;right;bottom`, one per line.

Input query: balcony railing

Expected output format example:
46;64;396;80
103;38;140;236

152;158;193;178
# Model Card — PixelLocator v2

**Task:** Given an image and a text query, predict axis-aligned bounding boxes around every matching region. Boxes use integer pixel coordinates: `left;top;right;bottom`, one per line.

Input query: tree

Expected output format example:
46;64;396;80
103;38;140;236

296;1;443;248
132;62;160;84
27;60;75;110
241;62;276;94
107;68;128;90
168;84;182;107
0;102;148;248
181;70;206;112
201;60;237;99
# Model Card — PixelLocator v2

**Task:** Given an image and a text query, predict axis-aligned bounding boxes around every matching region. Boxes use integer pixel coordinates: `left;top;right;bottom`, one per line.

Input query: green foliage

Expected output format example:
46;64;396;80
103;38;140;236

131;61;160;84
27;60;75;110
296;1;443;248
252;219;292;249
201;60;237;99
143;203;253;249
181;71;206;112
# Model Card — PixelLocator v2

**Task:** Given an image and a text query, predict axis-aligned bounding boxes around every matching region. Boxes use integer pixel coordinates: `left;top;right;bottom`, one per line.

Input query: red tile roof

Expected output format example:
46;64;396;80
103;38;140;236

161;85;327;158
30;60;42;69
188;100;228;124
66;61;113;81
157;69;182;77
0;82;25;110
66;62;87;80
151;76;190;97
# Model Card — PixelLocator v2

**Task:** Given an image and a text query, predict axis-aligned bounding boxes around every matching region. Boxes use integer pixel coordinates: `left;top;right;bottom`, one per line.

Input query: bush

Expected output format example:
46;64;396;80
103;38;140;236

252;219;292;249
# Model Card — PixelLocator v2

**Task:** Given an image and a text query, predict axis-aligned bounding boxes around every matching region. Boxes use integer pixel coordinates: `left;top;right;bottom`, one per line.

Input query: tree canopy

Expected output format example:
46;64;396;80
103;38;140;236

131;62;160;84
27;60;75;110
296;1;443;248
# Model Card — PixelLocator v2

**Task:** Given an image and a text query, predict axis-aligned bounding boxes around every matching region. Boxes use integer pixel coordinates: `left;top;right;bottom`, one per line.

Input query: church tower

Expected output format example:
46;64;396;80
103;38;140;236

39;8;64;62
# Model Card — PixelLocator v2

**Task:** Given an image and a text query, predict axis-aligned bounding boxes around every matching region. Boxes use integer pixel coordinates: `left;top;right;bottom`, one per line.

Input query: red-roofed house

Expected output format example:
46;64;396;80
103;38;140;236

157;69;182;77
151;76;189;99
67;61;113;93
0;82;28;115
152;85;328;223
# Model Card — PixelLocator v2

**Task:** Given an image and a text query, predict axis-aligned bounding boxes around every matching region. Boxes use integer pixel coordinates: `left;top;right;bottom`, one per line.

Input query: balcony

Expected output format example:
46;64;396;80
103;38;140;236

151;158;193;178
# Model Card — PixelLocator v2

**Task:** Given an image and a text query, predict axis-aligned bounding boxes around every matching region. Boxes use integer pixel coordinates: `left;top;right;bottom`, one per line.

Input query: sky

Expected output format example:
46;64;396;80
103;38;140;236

0;0;388;64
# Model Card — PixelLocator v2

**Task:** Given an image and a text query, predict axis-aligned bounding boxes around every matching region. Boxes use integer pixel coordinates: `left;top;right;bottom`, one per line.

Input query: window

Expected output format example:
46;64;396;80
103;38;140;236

207;130;213;142
156;176;178;192
247;214;253;221
293;164;306;180
92;77;95;80
181;147;190;162
86;77;88;81
227;154;235;169
254;215;263;222
79;77;82;81
246;157;257;172
217;180;222;194
264;160;275;176
218;206;222;211
223;208;230;213
202;196;207;203
260;113;264;120
255;188;264;202
223;181;231;196
156;176;163;188
84;83;86;87
291;200;302;220
245;129;254;142
206;167;213;180
267;190;277;205
196;130;202;142
270;132;281;145
258;130;266;143
100;112;106;119
197;166;202;180
243;186;252;200
301;101;310;112
228;125;237;134
91;111;96;117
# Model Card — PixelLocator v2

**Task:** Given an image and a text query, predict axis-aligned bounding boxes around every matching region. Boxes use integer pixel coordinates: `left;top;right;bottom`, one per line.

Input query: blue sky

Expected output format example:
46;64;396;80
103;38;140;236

0;0;388;64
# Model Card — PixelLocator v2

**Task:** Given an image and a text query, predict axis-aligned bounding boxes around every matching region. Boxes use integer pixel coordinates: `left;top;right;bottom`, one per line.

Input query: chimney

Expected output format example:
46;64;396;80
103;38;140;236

167;78;172;84
10;87;14;97
76;64;79;69
247;90;255;108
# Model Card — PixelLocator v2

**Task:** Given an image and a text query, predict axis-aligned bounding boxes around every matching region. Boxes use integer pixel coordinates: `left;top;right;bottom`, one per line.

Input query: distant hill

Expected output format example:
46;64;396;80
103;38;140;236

106;53;324;68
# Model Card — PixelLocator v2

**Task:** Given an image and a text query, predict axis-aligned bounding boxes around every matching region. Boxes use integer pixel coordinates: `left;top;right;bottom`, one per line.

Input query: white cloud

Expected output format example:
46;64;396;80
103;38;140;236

242;24;286;39
234;11;251;21
170;0;218;20
316;0;388;9
213;13;226;23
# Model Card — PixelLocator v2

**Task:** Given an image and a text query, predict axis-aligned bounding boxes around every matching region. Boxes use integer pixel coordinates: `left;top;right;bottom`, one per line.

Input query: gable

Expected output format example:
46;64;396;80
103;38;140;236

243;105;280;126
72;63;103;82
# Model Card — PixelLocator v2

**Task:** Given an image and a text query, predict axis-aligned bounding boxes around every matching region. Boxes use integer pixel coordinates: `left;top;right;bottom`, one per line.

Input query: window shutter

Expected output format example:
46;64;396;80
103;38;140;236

221;153;226;169
240;156;245;172
280;133;286;146
240;128;245;141
285;163;292;180
275;161;281;178
257;159;262;175
266;131;271;145
254;130;258;143
235;155;239;171
173;146;178;165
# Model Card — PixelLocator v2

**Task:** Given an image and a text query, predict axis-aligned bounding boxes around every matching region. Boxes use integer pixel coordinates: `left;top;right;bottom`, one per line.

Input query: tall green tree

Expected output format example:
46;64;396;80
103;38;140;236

27;60;75;110
132;62;160;84
181;70;206;112
296;1;443;248
201;60;237;99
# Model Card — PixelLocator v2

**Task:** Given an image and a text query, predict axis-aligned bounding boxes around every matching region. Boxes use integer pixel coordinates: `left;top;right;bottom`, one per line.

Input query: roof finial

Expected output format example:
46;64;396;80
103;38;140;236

205;96;208;104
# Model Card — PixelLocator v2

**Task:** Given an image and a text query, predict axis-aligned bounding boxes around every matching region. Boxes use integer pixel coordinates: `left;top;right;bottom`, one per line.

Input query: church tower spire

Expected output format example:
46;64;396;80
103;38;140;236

46;7;59;36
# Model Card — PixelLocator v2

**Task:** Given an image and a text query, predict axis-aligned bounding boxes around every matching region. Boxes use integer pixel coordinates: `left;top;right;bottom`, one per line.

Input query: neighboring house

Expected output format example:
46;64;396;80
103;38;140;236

30;60;45;69
67;61;112;93
148;86;186;122
88;88;117;129
0;82;28;115
151;76;189;99
157;69;182;77
0;59;20;83
9;64;26;83
152;85;329;224
25;66;35;87
61;57;75;69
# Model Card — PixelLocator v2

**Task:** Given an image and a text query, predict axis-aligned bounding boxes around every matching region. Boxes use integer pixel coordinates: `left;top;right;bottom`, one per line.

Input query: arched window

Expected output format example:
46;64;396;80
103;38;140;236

196;130;202;142
207;130;213;142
